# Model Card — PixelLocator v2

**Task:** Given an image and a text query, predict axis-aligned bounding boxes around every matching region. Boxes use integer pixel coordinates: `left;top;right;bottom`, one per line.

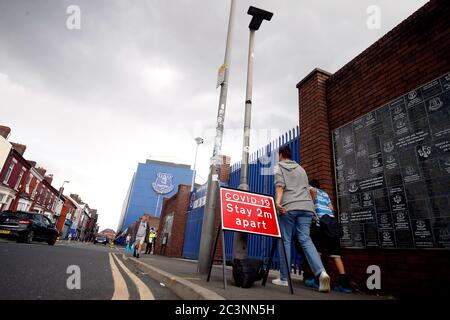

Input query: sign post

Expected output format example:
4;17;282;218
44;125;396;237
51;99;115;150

207;186;294;294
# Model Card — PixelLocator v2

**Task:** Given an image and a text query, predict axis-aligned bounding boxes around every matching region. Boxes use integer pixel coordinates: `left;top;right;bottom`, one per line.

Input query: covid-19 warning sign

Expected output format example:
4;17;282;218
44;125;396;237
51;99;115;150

219;187;281;238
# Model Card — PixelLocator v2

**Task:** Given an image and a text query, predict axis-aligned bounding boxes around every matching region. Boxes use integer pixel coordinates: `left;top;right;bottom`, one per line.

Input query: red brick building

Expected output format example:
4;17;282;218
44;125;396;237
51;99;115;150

56;194;77;234
297;0;450;298
144;214;160;231
156;184;192;257
99;228;116;240
155;155;231;259
0;145;33;212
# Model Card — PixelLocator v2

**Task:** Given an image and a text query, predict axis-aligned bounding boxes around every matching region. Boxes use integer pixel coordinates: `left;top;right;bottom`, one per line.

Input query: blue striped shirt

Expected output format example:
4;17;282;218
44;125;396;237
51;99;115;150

313;188;334;218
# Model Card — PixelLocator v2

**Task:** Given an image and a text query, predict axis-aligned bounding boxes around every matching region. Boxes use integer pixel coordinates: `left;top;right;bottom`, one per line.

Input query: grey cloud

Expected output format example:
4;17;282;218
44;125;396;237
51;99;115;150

0;0;428;230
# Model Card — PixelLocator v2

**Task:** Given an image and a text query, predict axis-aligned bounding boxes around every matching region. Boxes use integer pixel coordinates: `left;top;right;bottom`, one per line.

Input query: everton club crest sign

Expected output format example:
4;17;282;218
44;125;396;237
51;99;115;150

152;172;174;194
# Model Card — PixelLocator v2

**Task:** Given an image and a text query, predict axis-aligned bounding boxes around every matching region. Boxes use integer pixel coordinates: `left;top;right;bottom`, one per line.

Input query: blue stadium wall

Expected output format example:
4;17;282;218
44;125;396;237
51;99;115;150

119;161;193;233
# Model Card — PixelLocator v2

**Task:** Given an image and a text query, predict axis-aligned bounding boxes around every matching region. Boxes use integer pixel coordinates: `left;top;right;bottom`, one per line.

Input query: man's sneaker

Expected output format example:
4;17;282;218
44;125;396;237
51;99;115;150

318;271;331;293
272;278;288;287
304;278;319;290
333;285;353;294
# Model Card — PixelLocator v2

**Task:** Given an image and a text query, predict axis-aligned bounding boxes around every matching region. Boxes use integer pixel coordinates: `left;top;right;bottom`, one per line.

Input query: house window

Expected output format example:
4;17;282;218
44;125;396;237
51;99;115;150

38;186;44;202
25;173;33;193
3;196;13;211
43;191;48;205
3;162;15;185
14;167;26;191
31;183;38;200
17;201;28;211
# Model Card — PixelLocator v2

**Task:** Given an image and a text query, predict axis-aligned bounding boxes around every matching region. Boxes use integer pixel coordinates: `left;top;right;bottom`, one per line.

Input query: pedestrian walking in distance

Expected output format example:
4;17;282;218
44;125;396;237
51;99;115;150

273;145;331;293
133;217;148;259
145;227;157;254
303;179;352;293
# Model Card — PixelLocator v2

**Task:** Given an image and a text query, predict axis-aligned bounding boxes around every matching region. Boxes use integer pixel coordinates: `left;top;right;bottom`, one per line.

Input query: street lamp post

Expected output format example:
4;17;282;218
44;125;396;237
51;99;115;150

234;6;273;261
198;0;236;275
191;137;204;192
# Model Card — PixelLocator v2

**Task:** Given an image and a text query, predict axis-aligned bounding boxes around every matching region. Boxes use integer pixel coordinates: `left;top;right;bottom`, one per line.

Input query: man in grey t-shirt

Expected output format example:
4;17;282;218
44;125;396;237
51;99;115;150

134;217;148;258
273;145;330;293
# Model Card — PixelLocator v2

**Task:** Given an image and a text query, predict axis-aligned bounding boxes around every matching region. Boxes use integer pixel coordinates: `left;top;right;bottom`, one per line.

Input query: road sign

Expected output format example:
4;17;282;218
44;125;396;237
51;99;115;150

219;187;281;238
208;187;292;294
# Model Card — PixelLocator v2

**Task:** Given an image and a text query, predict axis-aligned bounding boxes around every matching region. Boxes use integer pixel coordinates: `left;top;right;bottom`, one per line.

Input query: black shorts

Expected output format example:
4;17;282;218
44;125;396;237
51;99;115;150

310;225;342;258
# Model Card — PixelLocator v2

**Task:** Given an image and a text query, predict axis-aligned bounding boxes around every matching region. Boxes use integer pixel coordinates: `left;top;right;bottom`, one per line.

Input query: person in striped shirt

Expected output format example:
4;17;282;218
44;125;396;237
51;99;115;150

303;179;353;293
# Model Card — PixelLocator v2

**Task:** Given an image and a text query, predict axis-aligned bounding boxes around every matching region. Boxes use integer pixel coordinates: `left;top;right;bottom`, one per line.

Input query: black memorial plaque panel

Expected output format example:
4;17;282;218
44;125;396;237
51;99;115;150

333;73;450;249
432;218;450;248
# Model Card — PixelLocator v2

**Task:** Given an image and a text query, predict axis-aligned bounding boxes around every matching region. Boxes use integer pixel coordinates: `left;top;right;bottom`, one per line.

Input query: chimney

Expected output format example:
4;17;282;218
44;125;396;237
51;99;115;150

36;167;47;177
11;142;27;156
0;126;11;139
27;160;37;167
70;194;84;205
219;155;231;183
44;174;53;185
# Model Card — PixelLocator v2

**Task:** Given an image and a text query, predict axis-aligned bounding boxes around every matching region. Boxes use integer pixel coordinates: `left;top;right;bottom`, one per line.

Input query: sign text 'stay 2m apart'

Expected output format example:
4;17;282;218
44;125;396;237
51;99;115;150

219;187;281;238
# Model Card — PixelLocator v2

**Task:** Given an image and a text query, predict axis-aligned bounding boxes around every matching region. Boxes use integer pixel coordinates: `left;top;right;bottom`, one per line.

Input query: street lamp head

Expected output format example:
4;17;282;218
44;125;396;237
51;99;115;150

64;180;70;184
247;6;273;31
195;137;204;145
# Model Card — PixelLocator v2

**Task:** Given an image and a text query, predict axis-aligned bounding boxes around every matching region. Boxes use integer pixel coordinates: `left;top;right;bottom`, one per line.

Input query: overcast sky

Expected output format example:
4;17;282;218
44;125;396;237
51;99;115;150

0;0;428;231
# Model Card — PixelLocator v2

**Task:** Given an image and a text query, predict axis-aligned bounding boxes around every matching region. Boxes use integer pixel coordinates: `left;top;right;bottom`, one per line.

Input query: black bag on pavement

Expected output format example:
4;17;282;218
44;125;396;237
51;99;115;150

319;214;344;238
232;258;264;288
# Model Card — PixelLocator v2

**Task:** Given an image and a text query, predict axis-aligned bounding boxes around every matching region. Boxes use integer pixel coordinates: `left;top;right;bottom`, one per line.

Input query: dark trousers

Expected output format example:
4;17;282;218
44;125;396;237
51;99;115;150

145;242;153;254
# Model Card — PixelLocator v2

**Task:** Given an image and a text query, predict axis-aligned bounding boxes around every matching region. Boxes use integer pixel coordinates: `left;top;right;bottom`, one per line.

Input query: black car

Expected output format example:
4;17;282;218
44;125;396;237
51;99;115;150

0;211;59;245
94;234;108;245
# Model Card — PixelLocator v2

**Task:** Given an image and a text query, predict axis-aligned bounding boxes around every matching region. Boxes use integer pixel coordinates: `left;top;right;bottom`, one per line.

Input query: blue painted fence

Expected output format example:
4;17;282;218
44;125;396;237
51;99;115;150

182;127;303;272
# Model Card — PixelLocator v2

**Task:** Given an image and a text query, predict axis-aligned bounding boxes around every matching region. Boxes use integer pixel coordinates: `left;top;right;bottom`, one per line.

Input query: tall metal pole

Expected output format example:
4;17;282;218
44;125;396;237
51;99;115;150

239;30;255;192
191;138;203;192
198;0;236;275
191;144;199;192
234;30;256;260
234;6;273;263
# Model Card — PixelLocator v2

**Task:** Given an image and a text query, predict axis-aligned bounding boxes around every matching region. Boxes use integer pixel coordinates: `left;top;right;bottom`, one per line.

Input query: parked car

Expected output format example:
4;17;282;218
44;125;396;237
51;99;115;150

94;234;108;245
0;211;59;245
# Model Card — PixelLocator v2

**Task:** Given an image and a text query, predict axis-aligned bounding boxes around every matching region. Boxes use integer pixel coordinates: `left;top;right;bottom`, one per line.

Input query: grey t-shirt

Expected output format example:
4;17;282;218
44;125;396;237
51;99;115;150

274;160;314;213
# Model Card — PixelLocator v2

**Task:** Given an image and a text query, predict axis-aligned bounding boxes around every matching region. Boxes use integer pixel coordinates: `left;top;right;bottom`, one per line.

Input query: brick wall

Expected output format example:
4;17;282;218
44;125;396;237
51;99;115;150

155;184;191;257
214;156;231;262
143;214;160;231
155;155;231;260
297;69;334;201
56;198;76;233
297;0;450;298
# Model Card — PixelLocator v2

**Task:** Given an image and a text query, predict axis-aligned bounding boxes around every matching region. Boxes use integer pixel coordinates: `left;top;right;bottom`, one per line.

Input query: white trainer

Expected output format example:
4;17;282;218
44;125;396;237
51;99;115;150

319;271;331;293
272;278;288;287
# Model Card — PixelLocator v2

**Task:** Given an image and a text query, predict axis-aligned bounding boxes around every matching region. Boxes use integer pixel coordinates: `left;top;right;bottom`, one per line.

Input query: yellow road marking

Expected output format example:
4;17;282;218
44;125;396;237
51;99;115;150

112;253;155;300
108;252;129;300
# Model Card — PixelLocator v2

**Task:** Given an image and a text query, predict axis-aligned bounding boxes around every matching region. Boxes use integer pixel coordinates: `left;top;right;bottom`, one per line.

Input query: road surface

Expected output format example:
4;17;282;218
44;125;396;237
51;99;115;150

0;238;179;300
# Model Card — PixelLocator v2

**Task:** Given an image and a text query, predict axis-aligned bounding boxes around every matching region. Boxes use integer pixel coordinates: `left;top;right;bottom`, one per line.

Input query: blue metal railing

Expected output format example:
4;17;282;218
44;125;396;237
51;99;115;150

182;127;302;272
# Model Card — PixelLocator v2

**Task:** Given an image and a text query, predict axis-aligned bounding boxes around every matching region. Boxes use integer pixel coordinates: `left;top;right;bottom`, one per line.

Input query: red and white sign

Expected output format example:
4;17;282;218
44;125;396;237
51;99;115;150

220;187;281;238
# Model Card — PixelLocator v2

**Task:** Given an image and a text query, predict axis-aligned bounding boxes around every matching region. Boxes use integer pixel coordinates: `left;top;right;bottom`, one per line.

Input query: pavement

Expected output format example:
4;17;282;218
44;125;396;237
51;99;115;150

0;238;178;300
118;247;388;300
